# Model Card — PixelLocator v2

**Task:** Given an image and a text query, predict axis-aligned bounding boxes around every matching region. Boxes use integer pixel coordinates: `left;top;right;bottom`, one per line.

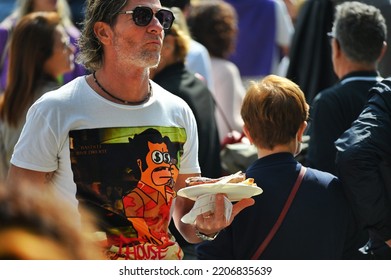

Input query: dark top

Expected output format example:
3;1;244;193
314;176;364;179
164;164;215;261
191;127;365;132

306;71;381;175
153;62;222;178
286;0;337;104
196;153;367;259
336;78;391;258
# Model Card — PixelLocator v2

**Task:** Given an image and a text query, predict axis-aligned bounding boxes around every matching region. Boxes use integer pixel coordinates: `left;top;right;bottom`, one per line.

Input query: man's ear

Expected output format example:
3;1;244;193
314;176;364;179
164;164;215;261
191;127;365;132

332;38;342;57
377;41;388;63
94;21;112;45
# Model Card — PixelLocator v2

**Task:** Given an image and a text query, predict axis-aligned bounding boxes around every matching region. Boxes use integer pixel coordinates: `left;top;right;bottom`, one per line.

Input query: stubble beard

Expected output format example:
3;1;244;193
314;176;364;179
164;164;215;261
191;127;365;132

114;36;162;71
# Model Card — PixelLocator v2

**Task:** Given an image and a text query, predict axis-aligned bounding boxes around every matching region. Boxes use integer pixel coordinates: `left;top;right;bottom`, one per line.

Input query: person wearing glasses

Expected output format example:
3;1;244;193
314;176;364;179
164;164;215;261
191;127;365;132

5;0;254;260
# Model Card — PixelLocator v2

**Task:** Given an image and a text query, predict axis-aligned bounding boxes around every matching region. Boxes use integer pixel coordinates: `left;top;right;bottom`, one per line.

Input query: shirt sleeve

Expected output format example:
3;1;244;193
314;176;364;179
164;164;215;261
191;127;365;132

10;103;60;172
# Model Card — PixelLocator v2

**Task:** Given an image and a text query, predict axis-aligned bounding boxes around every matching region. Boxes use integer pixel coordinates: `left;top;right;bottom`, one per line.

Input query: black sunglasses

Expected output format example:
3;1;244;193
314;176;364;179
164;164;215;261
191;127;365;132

118;6;175;30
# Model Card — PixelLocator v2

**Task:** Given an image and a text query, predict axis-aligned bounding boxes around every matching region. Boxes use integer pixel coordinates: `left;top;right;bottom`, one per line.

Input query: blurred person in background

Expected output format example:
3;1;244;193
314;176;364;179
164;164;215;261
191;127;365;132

188;0;245;145
287;0;391;105
0;0;86;92
224;0;294;86
0;184;103;259
0;11;75;180
160;0;215;92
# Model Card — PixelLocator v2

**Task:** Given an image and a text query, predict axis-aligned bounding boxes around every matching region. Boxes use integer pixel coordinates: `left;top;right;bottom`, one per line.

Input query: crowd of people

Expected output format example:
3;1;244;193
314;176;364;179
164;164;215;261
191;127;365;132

0;0;390;260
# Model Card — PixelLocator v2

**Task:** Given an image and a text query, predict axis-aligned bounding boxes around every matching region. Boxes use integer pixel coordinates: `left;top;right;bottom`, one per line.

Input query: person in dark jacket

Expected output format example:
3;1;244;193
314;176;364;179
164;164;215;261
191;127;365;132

287;0;391;105
335;78;391;259
305;1;387;175
196;75;365;260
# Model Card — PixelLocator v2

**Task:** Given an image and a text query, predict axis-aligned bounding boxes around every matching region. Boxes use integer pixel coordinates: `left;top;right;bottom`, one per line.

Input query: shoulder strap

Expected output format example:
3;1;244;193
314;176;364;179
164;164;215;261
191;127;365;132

251;166;307;259
209;91;234;132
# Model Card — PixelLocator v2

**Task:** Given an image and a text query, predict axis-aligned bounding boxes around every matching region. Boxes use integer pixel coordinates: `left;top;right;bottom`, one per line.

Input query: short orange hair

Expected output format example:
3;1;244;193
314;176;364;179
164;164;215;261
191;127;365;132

240;75;309;150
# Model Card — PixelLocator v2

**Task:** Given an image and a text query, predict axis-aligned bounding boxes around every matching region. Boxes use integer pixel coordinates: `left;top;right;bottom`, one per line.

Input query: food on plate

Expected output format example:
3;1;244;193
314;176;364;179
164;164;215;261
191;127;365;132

185;171;256;187
241;178;257;186
179;171;262;201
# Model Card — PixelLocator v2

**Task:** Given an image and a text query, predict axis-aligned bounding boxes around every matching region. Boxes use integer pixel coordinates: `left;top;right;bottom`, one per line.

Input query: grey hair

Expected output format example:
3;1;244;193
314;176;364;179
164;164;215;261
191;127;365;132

76;0;128;71
332;1;387;64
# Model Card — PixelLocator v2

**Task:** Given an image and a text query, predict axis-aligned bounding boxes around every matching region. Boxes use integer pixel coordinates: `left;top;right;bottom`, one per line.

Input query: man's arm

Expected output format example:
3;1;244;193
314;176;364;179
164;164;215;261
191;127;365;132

6;164;54;189
172;173;254;244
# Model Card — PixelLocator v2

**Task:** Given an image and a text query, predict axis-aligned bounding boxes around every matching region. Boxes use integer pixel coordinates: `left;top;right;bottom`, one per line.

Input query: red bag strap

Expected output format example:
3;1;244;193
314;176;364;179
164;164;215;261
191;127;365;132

251;166;307;260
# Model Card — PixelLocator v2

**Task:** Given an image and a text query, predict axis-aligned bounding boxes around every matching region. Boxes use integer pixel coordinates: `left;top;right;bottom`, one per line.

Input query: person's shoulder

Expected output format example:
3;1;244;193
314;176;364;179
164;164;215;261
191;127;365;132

312;83;344;105
305;167;341;187
35;76;86;105
187;40;211;63
318;83;343;96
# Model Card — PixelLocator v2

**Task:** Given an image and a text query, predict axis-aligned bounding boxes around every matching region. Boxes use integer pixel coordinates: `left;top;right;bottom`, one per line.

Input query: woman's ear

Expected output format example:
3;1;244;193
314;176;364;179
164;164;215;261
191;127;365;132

297;121;307;143
243;125;253;144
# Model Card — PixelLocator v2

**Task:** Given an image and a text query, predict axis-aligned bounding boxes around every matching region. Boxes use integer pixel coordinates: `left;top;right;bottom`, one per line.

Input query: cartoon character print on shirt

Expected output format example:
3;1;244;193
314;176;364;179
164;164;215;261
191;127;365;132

69;127;186;260
122;134;176;246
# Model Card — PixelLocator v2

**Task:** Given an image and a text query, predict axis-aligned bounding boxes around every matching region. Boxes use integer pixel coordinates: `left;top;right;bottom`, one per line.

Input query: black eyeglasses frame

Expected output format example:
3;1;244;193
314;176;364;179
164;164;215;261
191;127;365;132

118;6;175;30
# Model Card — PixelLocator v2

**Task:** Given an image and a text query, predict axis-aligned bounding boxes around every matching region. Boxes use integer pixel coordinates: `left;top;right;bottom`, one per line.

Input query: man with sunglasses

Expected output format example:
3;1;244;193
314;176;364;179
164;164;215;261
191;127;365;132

6;0;254;260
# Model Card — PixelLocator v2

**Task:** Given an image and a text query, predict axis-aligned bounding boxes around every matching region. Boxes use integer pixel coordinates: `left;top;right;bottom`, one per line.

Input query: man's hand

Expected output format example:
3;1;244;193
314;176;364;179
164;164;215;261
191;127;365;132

194;193;255;236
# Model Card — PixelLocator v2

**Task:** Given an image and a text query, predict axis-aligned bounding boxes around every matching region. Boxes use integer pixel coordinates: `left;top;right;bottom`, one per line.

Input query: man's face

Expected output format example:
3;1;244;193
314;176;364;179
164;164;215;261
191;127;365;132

111;0;165;69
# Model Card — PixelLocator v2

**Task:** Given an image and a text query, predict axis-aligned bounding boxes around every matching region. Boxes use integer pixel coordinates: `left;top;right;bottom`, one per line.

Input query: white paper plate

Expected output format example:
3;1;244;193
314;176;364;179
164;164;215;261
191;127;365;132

177;183;263;202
